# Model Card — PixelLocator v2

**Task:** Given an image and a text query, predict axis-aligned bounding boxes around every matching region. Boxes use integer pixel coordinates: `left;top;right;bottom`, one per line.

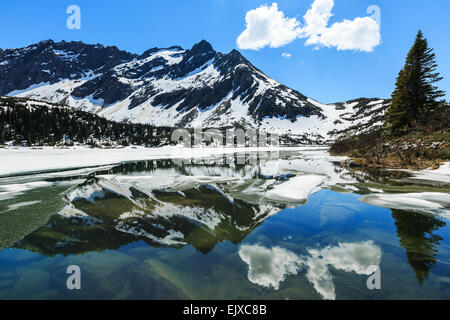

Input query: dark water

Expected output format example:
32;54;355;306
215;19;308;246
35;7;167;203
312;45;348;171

0;150;449;300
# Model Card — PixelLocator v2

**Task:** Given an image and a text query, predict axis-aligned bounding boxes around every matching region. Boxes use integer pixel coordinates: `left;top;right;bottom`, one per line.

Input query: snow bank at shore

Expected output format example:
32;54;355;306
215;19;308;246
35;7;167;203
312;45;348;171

361;192;450;218
0;146;327;177
411;162;450;183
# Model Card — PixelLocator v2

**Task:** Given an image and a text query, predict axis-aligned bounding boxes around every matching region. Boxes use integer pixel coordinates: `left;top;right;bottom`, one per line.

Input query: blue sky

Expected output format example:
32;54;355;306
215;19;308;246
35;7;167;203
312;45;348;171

1;0;449;103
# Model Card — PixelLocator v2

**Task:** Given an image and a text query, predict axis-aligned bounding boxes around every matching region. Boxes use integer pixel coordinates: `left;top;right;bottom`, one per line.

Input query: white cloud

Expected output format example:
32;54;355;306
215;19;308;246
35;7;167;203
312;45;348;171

301;0;334;38
239;241;382;300
238;244;303;290
304;241;382;300
305;17;381;52
237;1;381;52
300;0;381;52
236;3;302;50
282;53;292;58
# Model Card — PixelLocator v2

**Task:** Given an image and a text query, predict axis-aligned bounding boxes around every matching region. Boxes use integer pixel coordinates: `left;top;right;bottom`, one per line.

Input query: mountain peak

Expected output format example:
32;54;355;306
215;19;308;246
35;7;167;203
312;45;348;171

37;39;55;46
228;49;246;60
0;39;389;144
190;40;214;54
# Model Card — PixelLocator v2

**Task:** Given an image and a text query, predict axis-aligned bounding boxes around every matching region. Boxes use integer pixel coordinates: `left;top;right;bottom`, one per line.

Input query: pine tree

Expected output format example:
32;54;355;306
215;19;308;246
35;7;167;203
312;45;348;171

387;68;410;135
386;30;445;135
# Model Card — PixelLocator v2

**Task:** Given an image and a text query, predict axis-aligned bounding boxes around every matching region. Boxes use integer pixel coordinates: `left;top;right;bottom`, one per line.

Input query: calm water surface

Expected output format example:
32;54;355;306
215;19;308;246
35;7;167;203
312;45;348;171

0;149;449;300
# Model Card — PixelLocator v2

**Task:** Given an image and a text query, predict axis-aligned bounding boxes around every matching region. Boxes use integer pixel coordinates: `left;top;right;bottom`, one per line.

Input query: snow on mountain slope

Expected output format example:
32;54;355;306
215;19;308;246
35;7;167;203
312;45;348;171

1;40;390;143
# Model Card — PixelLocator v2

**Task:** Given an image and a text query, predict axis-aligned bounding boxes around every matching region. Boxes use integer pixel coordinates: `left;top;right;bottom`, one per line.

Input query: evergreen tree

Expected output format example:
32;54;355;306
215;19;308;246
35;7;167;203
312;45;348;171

0;96;170;147
386;30;445;135
388;68;410;135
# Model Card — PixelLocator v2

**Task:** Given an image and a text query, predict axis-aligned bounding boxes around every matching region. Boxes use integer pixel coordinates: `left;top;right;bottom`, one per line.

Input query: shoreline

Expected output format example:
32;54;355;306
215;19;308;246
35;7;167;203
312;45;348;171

0;146;448;185
341;154;449;171
0;145;329;177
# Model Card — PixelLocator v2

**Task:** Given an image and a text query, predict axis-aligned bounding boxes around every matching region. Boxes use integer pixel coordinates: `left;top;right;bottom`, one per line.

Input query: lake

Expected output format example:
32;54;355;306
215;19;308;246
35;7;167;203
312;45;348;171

0;149;449;300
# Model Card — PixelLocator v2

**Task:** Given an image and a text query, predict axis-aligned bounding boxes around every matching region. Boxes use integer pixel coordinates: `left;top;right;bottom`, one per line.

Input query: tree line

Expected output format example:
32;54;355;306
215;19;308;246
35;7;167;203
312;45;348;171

0;96;173;147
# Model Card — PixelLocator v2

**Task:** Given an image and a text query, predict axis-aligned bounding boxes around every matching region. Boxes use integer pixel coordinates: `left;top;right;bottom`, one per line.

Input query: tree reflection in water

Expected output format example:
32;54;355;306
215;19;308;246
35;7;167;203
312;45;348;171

392;209;446;285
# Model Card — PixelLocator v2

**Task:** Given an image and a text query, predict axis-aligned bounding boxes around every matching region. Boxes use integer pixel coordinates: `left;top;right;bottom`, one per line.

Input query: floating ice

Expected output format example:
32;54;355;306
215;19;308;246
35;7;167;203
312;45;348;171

410;162;450;184
265;175;326;202
0;146;316;177
0;181;54;200
361;192;450;217
6;200;41;211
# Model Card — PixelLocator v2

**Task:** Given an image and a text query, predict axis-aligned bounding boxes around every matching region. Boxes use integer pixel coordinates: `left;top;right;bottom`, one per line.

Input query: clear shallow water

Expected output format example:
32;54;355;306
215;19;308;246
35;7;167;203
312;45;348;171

0;150;449;300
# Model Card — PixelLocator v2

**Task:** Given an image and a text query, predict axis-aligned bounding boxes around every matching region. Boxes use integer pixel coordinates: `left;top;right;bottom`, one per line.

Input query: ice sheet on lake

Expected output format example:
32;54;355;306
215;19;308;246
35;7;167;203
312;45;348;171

265;175;326;202
410;162;450;184
0;146;319;177
6;201;41;211
0;181;54;200
361;192;450;218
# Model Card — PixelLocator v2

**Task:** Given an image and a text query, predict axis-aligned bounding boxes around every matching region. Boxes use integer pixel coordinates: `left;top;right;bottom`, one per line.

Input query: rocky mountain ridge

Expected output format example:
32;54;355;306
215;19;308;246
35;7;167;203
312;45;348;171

0;40;390;143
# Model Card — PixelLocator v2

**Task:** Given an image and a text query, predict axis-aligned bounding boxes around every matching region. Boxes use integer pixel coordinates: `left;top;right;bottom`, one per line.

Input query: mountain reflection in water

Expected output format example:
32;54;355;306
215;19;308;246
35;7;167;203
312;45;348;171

0;150;449;300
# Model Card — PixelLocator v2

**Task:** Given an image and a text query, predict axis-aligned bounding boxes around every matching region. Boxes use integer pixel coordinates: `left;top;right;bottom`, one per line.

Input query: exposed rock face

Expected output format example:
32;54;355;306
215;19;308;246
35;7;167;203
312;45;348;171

0;40;136;96
0;40;389;143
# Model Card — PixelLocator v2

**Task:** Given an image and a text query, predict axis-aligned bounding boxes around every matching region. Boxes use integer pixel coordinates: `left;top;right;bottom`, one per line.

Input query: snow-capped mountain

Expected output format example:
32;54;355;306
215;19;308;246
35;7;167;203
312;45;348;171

0;40;390;143
15;173;282;255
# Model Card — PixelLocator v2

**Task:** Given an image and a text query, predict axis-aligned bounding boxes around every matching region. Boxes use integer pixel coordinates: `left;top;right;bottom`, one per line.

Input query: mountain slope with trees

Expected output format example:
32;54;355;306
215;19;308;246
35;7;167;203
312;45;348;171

331;30;449;169
0;96;172;147
1;39;389;143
